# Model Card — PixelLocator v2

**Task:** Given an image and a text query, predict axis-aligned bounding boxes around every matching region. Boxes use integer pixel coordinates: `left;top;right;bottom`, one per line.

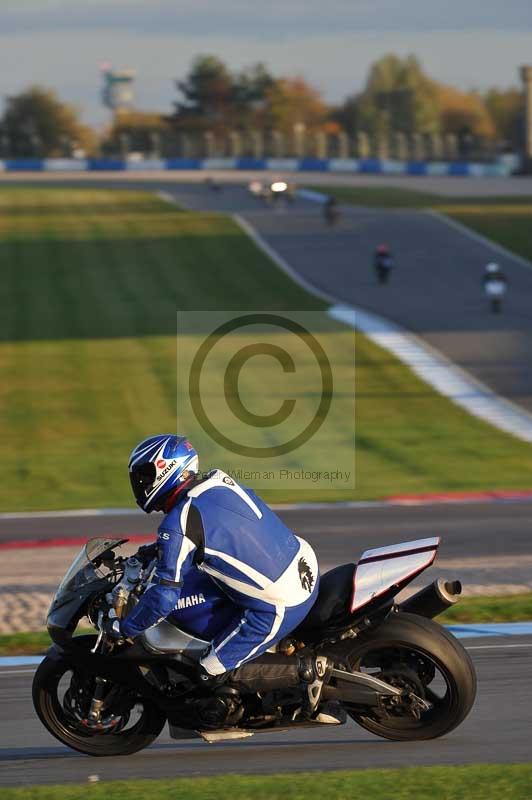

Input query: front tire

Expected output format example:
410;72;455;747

345;612;476;741
32;651;166;757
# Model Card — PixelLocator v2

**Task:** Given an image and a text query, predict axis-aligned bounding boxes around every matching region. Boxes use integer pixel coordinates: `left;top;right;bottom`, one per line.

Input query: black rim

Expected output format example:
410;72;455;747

42;663;151;743
348;643;457;729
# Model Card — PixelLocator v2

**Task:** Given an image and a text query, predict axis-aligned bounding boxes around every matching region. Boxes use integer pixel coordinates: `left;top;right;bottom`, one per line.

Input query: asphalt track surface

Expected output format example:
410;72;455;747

1;501;531;784
2;499;532;596
1;636;531;786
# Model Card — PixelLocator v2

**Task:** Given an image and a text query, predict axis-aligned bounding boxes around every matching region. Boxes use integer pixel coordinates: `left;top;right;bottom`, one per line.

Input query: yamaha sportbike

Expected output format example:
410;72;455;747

33;536;476;755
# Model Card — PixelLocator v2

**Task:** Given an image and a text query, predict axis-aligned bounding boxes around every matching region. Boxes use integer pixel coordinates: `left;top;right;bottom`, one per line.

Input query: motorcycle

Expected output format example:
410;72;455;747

324;200;340;227
33;536;476;756
484;279;506;314
375;255;394;284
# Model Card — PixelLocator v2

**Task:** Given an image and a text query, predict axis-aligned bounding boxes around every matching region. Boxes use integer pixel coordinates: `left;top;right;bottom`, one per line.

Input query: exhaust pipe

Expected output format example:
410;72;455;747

398;578;462;619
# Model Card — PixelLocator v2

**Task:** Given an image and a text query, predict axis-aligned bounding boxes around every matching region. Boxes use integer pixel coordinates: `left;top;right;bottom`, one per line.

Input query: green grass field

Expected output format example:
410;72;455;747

2;186;532;510
3;764;532;800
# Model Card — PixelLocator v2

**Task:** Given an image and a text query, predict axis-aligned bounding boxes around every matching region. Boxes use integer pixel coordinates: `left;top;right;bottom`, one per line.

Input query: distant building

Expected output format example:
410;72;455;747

101;63;136;115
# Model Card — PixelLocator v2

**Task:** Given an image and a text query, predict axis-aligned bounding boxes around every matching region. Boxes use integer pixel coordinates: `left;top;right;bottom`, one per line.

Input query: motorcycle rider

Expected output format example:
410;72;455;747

323;195;339;226
104;434;327;720
374;244;394;283
483;262;507;313
483;262;507;287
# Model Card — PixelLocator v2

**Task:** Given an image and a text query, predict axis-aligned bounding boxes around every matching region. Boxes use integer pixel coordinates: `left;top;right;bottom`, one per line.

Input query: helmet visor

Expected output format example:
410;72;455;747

130;462;156;508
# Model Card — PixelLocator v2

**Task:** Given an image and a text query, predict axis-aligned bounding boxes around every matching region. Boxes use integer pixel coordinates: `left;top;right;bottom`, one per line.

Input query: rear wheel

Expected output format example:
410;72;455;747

32;651;166;757
345;612;476;741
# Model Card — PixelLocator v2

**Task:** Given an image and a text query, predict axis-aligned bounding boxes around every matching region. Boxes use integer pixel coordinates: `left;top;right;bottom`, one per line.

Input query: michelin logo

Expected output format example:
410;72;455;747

176;593;206;610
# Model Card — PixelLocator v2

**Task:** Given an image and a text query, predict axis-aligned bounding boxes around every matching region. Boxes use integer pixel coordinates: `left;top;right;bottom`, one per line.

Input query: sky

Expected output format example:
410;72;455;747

1;1;532;126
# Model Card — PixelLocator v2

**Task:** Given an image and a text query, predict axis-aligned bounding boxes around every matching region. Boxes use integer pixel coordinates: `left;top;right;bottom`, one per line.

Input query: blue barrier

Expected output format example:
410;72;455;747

0;157;512;177
448;161;470;177
407;161;426;176
165;158;202;170
298;158;328;171
5;159;43;171
359;158;383;174
236;157;266;170
88;159;126;171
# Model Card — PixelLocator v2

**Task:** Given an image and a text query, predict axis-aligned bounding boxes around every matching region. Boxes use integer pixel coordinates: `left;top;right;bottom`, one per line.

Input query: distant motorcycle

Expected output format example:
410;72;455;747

324;198;340;227
33;536;476;756
375;254;395;284
483;264;507;314
484;279;506;313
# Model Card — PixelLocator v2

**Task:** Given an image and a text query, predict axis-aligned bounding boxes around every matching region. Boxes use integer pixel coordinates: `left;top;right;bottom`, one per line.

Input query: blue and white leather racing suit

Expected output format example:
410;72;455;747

121;470;319;675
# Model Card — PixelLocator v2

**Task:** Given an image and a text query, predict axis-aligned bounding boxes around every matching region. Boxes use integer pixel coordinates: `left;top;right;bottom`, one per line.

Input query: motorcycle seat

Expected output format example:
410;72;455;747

296;562;355;634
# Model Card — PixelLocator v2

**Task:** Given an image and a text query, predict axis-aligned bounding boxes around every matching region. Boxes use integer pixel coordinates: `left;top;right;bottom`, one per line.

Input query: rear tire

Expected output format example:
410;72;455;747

32;652;166;757
345;612;476;741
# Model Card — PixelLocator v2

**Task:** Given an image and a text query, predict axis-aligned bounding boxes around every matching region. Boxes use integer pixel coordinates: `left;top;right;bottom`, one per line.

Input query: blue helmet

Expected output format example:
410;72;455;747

128;434;199;513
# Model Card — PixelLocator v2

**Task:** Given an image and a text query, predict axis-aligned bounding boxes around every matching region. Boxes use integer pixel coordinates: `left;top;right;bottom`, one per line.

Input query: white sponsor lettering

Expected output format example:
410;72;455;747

176;593;205;610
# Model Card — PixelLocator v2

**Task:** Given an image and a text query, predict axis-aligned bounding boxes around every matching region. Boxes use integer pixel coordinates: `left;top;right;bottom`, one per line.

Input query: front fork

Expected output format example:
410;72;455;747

86;676;108;725
86;606;122;726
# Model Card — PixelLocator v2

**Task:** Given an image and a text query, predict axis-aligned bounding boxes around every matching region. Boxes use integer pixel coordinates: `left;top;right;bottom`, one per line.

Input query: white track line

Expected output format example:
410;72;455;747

0;668;39;675
330;304;532;443
0;507;141;520
232;213;340;305
156;190;181;206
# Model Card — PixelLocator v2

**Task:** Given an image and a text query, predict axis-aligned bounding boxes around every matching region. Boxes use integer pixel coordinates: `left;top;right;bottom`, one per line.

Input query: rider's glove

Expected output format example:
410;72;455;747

137;542;159;566
102;609;125;642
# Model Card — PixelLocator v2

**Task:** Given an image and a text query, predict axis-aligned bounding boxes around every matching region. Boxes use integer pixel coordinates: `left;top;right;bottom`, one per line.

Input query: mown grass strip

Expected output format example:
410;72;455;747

439;593;532;624
3;764;532;800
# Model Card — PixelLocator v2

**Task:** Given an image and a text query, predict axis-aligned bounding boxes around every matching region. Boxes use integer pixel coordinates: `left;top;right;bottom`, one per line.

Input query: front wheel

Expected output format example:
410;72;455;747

32;649;166;756
345;612;476;741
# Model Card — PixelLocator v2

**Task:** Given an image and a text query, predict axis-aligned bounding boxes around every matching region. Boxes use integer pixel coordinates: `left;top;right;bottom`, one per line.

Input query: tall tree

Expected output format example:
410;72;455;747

484;88;523;147
438;85;495;140
233;63;274;110
264;77;328;133
355;54;440;136
1;86;95;157
174;55;234;129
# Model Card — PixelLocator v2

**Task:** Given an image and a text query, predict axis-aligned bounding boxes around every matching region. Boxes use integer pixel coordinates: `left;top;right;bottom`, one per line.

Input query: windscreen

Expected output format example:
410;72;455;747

55;538;125;595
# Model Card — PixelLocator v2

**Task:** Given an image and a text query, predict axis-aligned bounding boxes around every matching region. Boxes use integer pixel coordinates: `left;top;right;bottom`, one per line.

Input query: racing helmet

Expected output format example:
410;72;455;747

485;262;500;274
376;243;390;255
128;434;199;512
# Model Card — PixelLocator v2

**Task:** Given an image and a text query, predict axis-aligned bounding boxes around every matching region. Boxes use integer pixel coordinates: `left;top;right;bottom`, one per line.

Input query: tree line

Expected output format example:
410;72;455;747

0;54;523;158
